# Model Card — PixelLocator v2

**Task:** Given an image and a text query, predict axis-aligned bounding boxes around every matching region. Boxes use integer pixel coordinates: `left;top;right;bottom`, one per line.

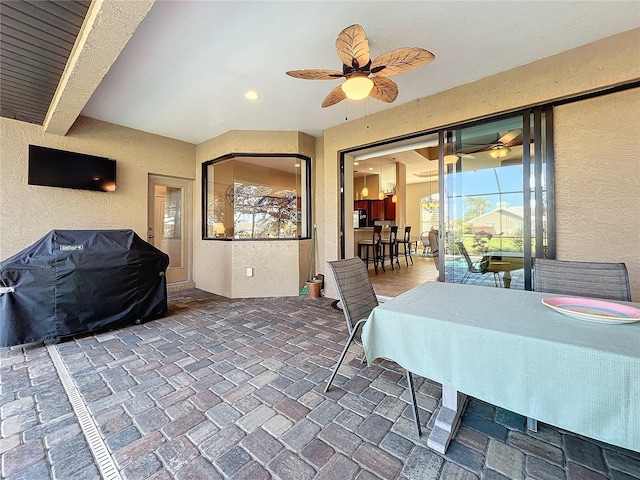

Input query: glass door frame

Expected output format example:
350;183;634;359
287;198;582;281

338;107;555;289
436;108;554;290
148;174;193;284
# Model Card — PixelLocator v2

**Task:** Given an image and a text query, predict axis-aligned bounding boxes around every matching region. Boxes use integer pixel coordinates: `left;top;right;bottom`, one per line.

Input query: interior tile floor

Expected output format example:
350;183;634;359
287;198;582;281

368;254;439;298
368;252;525;298
1;289;639;480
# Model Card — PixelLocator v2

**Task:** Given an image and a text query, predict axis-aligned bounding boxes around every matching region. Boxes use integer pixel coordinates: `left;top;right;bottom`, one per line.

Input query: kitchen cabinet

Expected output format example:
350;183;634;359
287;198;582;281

353;200;385;226
354;200;368;211
384;196;396;220
370;200;384;221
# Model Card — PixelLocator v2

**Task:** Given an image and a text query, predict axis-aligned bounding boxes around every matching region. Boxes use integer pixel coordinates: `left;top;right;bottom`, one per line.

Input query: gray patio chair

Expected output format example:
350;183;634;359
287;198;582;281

455;241;502;287
325;257;423;435
526;258;632;432
534;259;631;301
456;241;515;288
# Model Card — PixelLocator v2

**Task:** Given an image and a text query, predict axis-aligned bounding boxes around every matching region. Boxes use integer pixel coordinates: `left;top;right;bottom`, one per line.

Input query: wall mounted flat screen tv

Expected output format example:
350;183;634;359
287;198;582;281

28;145;116;192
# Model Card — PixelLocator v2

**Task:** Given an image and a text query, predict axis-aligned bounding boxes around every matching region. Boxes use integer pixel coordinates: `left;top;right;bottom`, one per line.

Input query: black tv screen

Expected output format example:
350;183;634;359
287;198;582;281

28;145;116;192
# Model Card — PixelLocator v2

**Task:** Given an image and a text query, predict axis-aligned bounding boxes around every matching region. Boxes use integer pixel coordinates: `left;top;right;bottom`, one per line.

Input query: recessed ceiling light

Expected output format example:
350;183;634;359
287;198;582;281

353;161;359;165
244;91;260;100
368;167;374;171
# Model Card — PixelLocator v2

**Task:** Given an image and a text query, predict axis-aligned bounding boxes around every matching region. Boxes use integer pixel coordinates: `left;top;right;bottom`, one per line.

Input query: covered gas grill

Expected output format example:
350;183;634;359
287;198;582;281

0;230;169;347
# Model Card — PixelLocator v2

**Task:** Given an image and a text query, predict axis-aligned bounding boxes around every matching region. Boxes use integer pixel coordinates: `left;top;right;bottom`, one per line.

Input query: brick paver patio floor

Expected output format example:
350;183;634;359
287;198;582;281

1;288;639;479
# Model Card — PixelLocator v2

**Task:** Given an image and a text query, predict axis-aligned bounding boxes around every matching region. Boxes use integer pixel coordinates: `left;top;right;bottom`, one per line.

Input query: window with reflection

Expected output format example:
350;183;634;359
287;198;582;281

202;154;311;240
441;111;553;290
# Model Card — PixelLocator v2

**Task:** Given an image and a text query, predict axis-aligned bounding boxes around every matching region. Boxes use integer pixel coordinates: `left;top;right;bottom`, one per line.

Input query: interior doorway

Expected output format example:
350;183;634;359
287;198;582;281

148;175;193;285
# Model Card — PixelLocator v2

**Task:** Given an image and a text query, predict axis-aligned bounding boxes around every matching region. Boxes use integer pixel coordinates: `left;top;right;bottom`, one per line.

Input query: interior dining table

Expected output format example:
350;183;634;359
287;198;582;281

361;281;640;454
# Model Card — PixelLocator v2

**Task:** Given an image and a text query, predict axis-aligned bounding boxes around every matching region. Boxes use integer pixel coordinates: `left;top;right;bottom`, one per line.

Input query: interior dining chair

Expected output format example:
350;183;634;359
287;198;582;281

419;231;431;256
534;259;631;301
357;225;385;274
396;226;414;266
428;229;439;270
325;257;423;435
380;225;400;270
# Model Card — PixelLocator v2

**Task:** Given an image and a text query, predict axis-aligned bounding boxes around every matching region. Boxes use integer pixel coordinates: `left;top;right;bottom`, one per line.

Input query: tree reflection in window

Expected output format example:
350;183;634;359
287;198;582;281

234;183;298;238
202;154;311;240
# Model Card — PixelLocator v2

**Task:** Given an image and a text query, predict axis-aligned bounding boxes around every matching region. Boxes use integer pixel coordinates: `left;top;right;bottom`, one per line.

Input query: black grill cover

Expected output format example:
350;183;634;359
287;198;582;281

0;230;169;347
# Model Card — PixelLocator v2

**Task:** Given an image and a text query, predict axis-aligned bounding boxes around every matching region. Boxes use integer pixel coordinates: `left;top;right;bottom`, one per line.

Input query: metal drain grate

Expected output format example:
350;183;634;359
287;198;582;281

47;344;123;480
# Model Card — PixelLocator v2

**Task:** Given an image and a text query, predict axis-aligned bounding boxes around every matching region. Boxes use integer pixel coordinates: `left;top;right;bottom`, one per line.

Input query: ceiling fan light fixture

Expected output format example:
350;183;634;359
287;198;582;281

489;146;510;159
341;74;374;100
444;154;459;164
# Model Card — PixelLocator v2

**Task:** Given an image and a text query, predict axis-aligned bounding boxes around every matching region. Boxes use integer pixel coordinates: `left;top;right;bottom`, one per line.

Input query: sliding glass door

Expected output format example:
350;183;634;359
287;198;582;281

439;110;553;290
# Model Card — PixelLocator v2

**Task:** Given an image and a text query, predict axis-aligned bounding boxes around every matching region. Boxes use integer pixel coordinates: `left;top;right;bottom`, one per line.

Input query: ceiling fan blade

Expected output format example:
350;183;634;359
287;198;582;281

498;129;522;145
335;24;370;70
321;84;347;108
413;171;436;178
370;47;435;77
370;76;398;103
415;146;439;161
286;69;344;80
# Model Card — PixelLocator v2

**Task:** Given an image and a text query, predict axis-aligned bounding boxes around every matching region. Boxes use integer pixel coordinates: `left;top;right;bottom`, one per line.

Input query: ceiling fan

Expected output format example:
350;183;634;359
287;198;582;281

286;24;435;108
461;129;523;158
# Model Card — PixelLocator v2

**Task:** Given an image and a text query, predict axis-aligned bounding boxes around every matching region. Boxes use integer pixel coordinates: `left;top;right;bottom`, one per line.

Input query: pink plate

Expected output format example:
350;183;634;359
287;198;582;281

542;297;640;324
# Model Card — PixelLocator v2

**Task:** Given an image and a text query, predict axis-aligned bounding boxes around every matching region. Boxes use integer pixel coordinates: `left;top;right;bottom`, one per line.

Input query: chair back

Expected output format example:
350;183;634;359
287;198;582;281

388;225;398;243
534;259;631;301
403;226;411;242
326;257;379;344
372;225;383;244
456;241;489;273
428;229;439;270
420;231;429;248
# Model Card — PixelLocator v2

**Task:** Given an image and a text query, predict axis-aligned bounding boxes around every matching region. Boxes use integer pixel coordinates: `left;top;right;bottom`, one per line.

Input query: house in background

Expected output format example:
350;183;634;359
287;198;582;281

467;206;524;236
1;2;639;300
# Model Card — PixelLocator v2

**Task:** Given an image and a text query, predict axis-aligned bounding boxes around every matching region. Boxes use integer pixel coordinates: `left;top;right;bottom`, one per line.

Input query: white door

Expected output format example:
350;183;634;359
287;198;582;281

148;175;192;284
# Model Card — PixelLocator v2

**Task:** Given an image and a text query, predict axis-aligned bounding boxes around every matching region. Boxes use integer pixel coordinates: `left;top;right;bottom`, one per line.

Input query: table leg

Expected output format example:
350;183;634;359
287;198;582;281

503;271;512;288
427;385;468;454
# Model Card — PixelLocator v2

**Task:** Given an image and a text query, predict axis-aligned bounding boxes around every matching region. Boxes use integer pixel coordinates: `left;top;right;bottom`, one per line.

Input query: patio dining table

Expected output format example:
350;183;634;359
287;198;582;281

485;251;525;288
361;281;640;454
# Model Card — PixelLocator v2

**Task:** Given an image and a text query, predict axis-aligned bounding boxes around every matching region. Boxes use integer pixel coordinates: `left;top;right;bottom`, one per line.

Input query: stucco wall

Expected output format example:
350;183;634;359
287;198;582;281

318;28;640;299
554;89;640;299
0;116;195;260
194;130;316;297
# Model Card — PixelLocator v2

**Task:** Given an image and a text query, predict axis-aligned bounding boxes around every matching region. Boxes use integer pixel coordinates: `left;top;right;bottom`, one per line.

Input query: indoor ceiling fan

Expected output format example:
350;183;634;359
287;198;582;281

286;24;435;108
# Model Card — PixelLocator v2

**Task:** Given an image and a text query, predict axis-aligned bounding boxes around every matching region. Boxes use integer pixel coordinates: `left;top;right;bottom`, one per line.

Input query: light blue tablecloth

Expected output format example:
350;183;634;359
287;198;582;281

362;281;640;452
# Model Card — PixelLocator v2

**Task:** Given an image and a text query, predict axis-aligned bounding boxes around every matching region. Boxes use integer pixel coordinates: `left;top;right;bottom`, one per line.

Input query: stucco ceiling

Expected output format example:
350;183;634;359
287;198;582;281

1;1;639;147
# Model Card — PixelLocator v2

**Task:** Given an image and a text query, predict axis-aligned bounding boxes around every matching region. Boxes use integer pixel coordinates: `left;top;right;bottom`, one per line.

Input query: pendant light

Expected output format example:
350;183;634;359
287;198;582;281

361;173;368;197
425;172;439;212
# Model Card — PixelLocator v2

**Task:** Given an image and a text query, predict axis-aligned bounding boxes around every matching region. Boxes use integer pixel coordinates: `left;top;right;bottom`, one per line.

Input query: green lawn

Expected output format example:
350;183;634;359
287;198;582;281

460;235;523;254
